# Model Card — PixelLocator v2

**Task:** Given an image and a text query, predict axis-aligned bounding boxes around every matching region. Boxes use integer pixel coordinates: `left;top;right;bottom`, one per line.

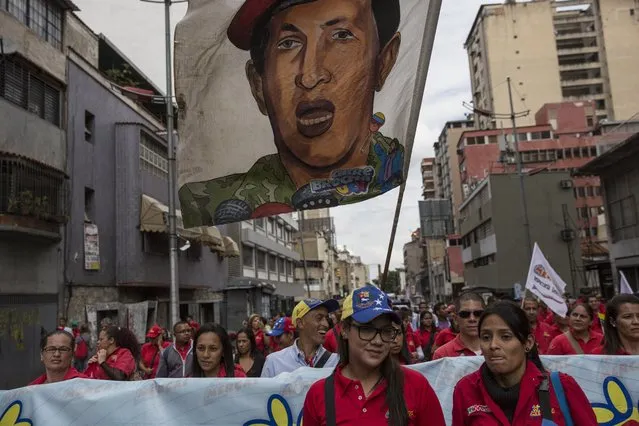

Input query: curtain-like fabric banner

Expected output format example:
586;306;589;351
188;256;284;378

1;356;637;425
175;0;438;226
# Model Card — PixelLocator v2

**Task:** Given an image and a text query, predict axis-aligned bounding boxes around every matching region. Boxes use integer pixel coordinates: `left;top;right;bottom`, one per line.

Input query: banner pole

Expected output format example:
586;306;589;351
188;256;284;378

382;0;443;288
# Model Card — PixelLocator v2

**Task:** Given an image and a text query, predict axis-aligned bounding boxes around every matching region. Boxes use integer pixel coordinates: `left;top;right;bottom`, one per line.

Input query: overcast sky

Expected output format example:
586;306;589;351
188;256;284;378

74;0;492;276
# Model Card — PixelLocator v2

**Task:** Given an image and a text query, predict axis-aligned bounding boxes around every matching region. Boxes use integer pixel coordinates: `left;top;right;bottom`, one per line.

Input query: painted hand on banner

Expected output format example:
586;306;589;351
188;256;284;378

243;394;303;426
0;401;32;426
592;377;639;426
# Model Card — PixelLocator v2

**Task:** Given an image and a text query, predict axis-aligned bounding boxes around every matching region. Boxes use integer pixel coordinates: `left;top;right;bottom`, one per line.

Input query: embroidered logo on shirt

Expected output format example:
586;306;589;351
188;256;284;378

385;410;416;420
531;404;541;417
467;405;491;415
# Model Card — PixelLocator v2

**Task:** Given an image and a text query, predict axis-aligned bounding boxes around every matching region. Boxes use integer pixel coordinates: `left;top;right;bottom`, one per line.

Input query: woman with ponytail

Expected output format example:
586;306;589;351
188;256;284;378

86;326;139;381
303;285;444;426
452;302;596;425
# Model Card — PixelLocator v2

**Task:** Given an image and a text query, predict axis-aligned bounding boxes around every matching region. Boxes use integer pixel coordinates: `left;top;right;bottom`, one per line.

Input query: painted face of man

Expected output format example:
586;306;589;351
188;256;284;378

249;0;399;170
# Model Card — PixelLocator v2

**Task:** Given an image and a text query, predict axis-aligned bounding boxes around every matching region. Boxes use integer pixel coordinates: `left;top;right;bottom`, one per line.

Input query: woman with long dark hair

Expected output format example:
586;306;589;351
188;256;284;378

594;294;639;355
248;313;267;356
85;326;139;381
191;323;246;378
234;327;266;377
452;302;596;425
547;302;602;355
303;285;444;426
390;321;413;365
417;310;438;361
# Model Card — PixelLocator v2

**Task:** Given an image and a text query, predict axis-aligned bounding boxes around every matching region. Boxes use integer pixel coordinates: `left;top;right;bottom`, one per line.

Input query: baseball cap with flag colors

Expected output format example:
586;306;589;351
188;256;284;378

292;299;340;324
267;317;295;336
342;285;400;324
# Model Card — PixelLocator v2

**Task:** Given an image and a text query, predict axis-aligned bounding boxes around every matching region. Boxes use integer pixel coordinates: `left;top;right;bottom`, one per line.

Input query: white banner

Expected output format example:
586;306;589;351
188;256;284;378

525;243;569;317
1;356;637;425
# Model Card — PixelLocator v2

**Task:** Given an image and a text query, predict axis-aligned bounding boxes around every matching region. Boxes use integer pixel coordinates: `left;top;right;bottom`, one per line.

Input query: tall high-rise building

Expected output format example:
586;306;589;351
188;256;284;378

434;120;475;231
421;157;437;199
465;0;639;129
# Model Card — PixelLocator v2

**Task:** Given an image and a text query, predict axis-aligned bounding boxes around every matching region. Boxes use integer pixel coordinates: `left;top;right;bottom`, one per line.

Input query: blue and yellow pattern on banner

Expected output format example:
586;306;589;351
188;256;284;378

1;356;637;425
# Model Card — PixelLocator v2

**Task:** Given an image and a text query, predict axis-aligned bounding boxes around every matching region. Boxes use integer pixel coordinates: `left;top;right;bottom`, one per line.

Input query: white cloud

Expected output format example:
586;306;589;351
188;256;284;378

73;0;492;273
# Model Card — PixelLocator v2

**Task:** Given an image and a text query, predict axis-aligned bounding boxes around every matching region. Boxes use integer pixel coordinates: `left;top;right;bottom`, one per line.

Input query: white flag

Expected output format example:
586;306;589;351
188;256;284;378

525;243;568;318
619;271;634;295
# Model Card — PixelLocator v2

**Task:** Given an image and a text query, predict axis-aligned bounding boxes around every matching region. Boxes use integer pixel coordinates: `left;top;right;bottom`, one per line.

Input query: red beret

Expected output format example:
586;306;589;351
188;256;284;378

227;0;281;51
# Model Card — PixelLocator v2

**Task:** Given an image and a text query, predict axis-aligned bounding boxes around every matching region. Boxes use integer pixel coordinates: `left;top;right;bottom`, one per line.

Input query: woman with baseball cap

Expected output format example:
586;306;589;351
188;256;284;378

139;324;170;379
303;285;445;426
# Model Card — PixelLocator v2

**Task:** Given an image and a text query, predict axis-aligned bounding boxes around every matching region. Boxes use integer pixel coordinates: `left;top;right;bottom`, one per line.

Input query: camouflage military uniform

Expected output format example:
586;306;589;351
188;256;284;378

179;132;405;226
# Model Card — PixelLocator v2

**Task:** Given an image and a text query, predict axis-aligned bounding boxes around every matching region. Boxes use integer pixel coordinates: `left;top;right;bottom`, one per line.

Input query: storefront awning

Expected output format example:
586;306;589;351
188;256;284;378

223;236;240;257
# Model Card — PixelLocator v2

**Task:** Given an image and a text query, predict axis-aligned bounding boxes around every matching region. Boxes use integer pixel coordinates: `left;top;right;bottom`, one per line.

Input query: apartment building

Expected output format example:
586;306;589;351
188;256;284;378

224;215;301;328
460;172;582;294
434;119;475;231
421;157;437;199
465;0;639;128
335;247;369;294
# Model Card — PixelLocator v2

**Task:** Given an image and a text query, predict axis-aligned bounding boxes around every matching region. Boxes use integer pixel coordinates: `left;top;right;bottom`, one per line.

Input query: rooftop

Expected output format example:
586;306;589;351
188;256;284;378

579;133;639;174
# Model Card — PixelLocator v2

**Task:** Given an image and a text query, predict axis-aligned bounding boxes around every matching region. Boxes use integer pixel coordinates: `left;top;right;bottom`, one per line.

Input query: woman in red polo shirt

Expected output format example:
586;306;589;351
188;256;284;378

303;285;445;426
30;330;87;385
547;302;603;355
85;326;139;381
452;302;597;425
139;324;170;379
248;313;268;356
191;323;246;378
416;311;438;361
593;294;639;355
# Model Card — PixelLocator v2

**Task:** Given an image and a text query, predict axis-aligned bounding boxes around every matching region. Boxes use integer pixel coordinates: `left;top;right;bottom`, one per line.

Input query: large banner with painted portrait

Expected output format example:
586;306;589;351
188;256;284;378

175;0;438;226
1;356;638;425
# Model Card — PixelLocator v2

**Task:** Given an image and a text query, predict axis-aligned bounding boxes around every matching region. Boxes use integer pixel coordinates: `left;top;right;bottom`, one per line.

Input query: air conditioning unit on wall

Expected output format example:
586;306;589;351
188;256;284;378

560;229;576;242
560;180;574;189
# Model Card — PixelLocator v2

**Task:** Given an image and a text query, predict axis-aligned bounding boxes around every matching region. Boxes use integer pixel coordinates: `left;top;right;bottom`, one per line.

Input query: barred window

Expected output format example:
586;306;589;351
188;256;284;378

0;56;61;126
139;132;168;179
3;0;64;49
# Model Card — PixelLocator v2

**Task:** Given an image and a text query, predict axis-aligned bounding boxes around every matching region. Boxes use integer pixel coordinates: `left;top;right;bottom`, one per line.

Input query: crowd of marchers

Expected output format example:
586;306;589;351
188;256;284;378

29;287;639;426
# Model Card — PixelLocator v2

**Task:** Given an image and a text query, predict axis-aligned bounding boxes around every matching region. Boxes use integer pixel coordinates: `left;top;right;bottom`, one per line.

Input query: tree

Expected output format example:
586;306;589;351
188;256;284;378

379;270;401;295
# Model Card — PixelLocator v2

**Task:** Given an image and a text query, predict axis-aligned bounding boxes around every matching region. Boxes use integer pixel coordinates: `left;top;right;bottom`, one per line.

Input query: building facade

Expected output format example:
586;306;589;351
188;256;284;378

466;0;639;128
335;247;369;294
224;215;301;330
580;133;639;293
460;172;583;294
421;157;437;199
294;230;337;299
434;119;475;231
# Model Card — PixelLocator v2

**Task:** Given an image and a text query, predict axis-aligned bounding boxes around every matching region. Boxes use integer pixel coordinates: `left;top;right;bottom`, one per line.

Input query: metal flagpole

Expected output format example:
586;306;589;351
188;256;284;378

381;0;443;287
140;0;185;326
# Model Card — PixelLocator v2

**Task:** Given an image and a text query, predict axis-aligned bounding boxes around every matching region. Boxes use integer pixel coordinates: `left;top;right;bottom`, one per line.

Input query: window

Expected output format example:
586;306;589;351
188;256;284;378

85;111;95;143
255;218;265;229
565;149;573;159
590;207;599;218
242;245;254;267
186;242;202;261
577;187;586;197
143;232;169;255
288;260;294;276
541;131;551;139
277;224;284;239
595;186;602;196
589;146;597;157
556;149;564;159
139;132;168;179
609;195;637;237
257;250;266;270
586;186;594;197
579;206;589;218
268;254;277;272
278;257;285;275
84;187;94;222
268;217;276;235
3;0;63;49
0;57;61;126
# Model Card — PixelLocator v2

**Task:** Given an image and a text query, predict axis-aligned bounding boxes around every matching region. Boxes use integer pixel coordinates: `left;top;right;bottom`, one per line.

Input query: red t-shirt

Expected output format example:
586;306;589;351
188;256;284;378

254;329;266;354
141;341;170;378
547;330;603;355
452;361;597;426
434;328;457;347
323;324;341;353
218;364;247;378
85;347;136;380
303;365;445;426
433;335;480;360
30;367;87;385
269;336;281;353
532;321;554;354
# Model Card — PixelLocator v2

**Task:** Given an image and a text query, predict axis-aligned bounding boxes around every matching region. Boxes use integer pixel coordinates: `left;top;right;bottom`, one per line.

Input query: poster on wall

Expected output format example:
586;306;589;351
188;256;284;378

175;0;439;226
84;223;100;270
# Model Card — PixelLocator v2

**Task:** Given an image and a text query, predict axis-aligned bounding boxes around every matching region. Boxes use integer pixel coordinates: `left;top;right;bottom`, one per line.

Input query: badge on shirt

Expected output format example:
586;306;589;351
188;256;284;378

467;405;491;415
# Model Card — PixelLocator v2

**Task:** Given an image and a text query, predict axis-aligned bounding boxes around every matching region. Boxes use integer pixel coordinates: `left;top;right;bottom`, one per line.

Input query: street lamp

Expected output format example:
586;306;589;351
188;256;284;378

140;0;186;327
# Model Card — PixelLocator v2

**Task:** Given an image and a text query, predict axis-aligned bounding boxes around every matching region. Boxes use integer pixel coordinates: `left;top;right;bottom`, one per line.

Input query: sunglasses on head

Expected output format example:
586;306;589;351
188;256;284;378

457;310;484;319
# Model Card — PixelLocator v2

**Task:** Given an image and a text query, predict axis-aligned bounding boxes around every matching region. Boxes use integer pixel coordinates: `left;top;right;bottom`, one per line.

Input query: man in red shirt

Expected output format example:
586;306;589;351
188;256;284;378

30;330;87;385
588;295;605;334
323;300;343;353
523;297;554;354
433;293;485;359
267;316;295;352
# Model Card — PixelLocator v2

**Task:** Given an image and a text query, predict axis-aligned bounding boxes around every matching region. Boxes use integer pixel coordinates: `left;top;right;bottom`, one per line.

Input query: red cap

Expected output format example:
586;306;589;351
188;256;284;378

146;324;163;339
227;0;281;51
189;320;200;332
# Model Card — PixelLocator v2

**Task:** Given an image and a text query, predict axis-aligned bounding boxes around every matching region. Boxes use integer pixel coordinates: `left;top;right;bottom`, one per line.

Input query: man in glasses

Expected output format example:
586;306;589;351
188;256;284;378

261;298;339;377
30;330;87;385
433;292;485;359
156;321;193;378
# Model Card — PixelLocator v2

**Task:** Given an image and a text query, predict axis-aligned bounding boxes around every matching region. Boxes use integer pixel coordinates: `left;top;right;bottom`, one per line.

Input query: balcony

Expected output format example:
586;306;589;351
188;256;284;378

557;46;599;56
561;77;604;87
563;93;606;102
555;31;597;41
553;15;595;24
558;61;601;72
0;153;67;240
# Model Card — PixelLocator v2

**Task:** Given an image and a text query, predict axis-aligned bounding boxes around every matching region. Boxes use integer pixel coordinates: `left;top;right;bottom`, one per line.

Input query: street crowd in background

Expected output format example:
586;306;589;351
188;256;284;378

30;287;639;425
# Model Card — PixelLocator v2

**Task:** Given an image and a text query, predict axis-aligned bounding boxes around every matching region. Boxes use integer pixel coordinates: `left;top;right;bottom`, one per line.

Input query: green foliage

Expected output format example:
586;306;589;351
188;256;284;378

104;64;139;87
380;270;401;295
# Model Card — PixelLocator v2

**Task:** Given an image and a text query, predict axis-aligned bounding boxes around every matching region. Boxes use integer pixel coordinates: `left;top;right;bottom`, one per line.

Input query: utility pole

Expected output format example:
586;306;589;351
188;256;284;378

298;211;311;297
140;0;186;327
507;77;533;260
562;204;578;295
